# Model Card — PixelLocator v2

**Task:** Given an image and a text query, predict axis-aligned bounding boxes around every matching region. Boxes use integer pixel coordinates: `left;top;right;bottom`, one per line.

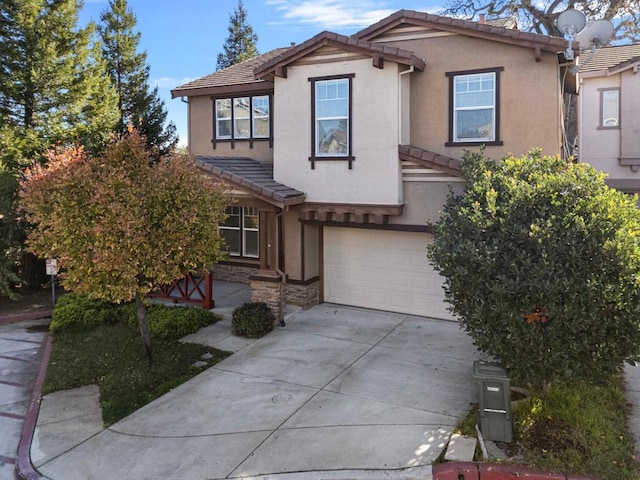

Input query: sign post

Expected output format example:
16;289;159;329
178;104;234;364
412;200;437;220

45;258;58;306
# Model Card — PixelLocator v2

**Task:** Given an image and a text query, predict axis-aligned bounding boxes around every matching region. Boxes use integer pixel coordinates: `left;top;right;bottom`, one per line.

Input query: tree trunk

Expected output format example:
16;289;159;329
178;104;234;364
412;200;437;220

135;294;153;369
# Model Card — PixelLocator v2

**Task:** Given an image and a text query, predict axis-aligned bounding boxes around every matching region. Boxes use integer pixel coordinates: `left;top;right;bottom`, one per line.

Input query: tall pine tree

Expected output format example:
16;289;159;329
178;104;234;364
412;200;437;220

216;0;259;70
99;0;177;157
0;0;118;154
0;0;119;290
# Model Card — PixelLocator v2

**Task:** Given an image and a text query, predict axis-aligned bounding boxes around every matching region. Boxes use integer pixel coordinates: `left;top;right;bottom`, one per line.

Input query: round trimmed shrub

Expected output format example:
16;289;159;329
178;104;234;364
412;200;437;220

232;302;275;338
428;150;640;388
50;293;120;333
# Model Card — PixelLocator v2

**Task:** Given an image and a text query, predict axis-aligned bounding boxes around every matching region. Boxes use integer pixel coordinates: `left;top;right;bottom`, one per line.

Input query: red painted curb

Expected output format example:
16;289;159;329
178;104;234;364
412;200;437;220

433;462;596;480
15;335;52;480
0;310;52;325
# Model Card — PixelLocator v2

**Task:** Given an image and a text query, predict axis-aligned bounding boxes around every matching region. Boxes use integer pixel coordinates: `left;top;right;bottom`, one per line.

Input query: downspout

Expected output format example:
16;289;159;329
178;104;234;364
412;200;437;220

398;66;414;145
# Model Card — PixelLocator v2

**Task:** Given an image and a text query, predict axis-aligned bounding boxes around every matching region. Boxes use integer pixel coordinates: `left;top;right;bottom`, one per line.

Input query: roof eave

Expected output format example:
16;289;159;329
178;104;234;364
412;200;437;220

171;80;274;99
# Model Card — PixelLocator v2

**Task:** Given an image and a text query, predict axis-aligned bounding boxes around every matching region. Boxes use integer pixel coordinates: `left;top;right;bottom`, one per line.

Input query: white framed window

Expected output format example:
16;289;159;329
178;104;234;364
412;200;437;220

315;78;349;156
252;96;270;138
215;99;232;139
219;206;259;258
446;67;503;146
600;88;620;128
454;73;495;142
214;95;271;141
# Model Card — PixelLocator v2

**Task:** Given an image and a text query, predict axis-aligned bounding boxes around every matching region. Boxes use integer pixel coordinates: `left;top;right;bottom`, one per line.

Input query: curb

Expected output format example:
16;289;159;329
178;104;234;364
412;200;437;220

0;310;52;325
433;462;595;479
15;335;52;480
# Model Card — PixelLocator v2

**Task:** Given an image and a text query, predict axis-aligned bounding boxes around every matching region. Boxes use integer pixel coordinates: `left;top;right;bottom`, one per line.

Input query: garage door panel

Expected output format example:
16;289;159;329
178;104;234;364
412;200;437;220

324;228;453;320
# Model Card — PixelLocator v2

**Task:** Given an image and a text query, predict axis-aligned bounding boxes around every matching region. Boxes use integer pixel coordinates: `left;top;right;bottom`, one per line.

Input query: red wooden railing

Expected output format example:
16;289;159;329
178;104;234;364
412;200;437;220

149;271;214;309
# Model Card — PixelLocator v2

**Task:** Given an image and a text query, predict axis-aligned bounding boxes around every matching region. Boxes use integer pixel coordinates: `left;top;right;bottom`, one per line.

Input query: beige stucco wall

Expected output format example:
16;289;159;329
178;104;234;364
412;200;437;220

187;95;274;161
273;55;403;205
283;209;302;279
578;74;621;175
391;181;464;226
620;69;640;163
578;72;640;181
388;34;563;160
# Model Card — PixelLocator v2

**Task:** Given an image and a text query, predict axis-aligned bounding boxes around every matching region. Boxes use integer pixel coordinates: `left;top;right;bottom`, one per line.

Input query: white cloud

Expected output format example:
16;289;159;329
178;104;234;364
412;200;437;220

152;77;196;89
266;0;396;30
265;1;445;31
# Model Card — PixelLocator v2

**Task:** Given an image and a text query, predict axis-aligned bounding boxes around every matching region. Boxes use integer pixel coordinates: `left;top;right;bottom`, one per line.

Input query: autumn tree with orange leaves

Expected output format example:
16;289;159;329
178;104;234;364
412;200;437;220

19;129;228;367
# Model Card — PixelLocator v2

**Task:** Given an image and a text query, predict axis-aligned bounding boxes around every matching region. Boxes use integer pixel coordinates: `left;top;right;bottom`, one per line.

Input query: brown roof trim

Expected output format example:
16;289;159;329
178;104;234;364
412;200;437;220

299;202;403;225
171;48;289;98
399;144;461;177
254;31;425;79
353;10;566;54
608;55;640;74
606;179;640;193
194;156;306;208
172;83;273;99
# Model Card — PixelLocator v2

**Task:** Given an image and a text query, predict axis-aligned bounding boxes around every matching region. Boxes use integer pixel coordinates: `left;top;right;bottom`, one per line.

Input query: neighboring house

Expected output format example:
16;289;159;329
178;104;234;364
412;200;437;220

577;45;640;198
171;10;570;320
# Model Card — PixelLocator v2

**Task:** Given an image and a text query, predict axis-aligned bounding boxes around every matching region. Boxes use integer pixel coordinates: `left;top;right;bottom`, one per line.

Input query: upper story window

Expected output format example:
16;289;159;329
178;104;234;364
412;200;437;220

309;74;355;169
600;88;620;128
219;206;259;258
213;95;271;148
446;67;504;147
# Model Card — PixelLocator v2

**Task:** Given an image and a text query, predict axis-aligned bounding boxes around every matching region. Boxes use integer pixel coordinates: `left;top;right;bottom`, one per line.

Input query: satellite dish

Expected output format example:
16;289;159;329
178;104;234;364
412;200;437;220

576;20;615;49
557;9;586;36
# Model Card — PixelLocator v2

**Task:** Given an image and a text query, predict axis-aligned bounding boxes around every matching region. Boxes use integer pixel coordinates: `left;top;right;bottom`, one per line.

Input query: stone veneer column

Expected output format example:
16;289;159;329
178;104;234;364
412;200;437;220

249;270;283;323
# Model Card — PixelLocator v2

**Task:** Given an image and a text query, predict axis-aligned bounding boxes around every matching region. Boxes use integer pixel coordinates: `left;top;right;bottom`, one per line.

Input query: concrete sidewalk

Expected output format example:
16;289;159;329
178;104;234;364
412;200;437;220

30;304;479;480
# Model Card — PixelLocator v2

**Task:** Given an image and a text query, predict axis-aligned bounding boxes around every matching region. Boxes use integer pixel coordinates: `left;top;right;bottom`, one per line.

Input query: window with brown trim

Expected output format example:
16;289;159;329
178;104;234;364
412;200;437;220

599;88;620;129
308;74;355;169
212;95;271;148
446;67;504;147
219;206;259;258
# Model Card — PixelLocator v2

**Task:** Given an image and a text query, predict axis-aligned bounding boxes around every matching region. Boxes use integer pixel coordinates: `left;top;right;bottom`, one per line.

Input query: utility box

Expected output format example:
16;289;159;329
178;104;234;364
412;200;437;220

473;361;512;443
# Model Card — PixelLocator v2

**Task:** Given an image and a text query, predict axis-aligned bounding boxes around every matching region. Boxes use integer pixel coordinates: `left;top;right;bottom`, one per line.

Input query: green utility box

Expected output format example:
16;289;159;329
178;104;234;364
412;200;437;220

473;361;512;443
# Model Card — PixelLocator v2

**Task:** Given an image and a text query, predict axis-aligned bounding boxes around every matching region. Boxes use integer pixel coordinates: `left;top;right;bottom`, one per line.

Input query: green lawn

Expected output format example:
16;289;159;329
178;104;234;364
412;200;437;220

43;322;230;426
454;375;639;480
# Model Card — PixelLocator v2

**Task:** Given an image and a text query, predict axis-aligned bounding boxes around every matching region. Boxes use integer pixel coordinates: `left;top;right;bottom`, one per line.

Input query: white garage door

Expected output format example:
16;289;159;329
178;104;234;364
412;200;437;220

323;227;454;320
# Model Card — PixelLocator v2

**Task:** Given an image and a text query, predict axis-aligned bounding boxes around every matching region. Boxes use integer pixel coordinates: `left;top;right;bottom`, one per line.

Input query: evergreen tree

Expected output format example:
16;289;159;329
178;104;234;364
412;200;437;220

0;0;118;153
0;0;119;290
99;0;178;157
216;0;259;70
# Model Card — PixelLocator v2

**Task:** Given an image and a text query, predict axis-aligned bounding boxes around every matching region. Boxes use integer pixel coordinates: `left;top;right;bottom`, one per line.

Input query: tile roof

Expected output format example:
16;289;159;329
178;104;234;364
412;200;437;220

354;9;567;53
171;48;290;98
398;145;461;177
254;31;426;79
194;156;305;207
579;44;640;72
484;16;518;29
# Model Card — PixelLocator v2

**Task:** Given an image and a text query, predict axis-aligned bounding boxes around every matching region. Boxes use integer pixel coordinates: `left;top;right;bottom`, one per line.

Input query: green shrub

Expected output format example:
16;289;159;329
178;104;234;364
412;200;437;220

428;150;640;388
232;302;275;338
50;294;120;333
125;303;221;339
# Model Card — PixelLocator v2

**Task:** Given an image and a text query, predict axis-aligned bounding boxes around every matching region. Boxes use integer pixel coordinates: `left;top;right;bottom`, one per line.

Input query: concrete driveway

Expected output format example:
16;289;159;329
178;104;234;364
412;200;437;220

32;304;479;480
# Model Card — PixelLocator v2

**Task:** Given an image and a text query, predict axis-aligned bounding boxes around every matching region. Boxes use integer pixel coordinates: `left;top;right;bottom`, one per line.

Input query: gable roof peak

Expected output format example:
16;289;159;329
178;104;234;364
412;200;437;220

254;29;426;79
353;9;566;53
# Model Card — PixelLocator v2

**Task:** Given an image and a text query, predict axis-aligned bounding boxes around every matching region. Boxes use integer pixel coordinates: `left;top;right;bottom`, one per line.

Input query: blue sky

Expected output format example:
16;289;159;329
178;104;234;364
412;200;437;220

79;0;445;146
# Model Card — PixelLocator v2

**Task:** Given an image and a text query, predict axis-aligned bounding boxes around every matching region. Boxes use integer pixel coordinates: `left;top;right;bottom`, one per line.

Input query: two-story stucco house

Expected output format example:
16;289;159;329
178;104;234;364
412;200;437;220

171;10;570;321
577;44;640;199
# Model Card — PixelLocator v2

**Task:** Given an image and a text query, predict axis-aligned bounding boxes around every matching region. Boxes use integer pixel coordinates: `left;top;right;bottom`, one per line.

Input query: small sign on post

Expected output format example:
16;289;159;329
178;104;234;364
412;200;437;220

46;258;58;306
